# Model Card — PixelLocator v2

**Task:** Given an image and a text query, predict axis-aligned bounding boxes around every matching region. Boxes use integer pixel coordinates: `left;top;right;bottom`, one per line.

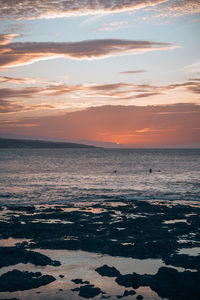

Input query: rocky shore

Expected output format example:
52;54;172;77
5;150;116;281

0;199;200;299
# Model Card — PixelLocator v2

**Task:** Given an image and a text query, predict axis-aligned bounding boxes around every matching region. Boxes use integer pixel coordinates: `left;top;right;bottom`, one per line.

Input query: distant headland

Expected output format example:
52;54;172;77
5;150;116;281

0;138;98;149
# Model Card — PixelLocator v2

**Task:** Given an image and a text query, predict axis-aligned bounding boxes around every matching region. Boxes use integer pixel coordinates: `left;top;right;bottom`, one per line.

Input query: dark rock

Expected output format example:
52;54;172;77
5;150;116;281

71;287;80;291
115;266;200;300
123;290;136;296
115;274;133;287
59;274;64;278
136;296;143;300
0;269;56;292
164;253;200;270
79;285;101;298
72;284;102;298
0;247;61;268
72;278;90;284
150;267;200;300
0;299;19;300
95;265;121;277
1;200;200;297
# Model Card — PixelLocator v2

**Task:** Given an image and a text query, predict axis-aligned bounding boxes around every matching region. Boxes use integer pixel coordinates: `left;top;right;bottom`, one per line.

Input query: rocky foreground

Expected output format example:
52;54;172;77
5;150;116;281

0;199;200;299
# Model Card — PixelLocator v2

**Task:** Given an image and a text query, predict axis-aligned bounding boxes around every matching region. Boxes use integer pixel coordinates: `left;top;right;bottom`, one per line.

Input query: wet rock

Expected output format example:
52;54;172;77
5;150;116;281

136;296;143;300
1;201;200;281
115;266;200;300
0;269;56;292
123;290;136;296
24;202;182;260
0;298;19;300
0;247;61;268
16;241;28;249
95;265;121;277
71;287;80;292
79;285;102;298
149;267;200;300
164;253;200;270
59;274;64;278
0;299;19;300
72;278;89;284
115;274;134;287
72;284;102;298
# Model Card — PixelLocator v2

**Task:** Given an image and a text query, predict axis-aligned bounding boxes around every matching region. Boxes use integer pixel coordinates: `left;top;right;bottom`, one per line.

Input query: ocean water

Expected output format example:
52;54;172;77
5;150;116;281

0;148;200;205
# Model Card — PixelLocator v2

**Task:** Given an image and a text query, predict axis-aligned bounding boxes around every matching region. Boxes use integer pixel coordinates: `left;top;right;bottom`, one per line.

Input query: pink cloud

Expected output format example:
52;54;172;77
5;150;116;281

0;34;175;68
1;103;200;147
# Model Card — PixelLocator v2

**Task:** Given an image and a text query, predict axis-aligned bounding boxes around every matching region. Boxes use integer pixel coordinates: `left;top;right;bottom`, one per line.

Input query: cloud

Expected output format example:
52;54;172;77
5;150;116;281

134;92;161;98
166;80;200;94
0;82;163;101
0;1;199;20
1;103;200;147
0;75;37;84
0;99;26;114
182;61;200;74
0;99;56;114
0;34;18;46
0;78;200;104
0;34;175;68
188;78;200;81
0;1;171;20
2;22;32;34
47;80;200;99
97;21;129;31
0;75;64;85
0;87;41;99
153;0;200;18
119;70;148;74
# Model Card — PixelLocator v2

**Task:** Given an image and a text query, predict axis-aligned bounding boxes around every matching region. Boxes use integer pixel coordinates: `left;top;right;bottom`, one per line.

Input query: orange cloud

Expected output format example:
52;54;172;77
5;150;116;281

0;1;199;20
0;99;57;114
0;79;200;109
1;104;200;147
0;75;37;84
0;34;175;68
153;0;200;18
0;1;171;20
0;34;18;46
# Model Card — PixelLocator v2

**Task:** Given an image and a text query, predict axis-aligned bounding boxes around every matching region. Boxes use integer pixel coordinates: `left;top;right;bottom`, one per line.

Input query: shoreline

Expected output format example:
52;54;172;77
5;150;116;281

0;199;200;299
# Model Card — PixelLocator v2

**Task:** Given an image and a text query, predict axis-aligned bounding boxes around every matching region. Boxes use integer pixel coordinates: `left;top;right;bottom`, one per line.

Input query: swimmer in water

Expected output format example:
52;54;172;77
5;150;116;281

149;168;152;173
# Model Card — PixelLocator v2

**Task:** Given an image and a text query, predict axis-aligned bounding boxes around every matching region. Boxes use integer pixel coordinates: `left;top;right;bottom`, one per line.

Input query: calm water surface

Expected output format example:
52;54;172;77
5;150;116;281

0;148;200;204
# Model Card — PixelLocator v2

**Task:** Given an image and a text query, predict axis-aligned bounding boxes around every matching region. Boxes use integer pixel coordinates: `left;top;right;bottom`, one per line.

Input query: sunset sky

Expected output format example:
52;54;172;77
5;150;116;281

0;0;200;147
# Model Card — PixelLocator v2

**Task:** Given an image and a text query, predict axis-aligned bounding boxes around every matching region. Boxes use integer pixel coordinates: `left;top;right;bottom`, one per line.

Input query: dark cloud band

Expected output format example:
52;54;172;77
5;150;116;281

0;34;175;68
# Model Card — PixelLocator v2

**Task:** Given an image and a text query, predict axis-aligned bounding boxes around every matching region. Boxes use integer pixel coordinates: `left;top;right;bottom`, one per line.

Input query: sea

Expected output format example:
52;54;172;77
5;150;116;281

0;148;200;205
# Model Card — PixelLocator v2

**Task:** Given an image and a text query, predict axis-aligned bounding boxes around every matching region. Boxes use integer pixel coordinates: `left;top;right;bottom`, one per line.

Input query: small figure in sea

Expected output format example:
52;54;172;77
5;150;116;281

149;168;152;173
113;170;117;174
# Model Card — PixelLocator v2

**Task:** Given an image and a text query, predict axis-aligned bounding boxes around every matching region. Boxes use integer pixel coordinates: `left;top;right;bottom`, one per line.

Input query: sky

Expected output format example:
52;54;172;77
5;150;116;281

0;0;200;147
